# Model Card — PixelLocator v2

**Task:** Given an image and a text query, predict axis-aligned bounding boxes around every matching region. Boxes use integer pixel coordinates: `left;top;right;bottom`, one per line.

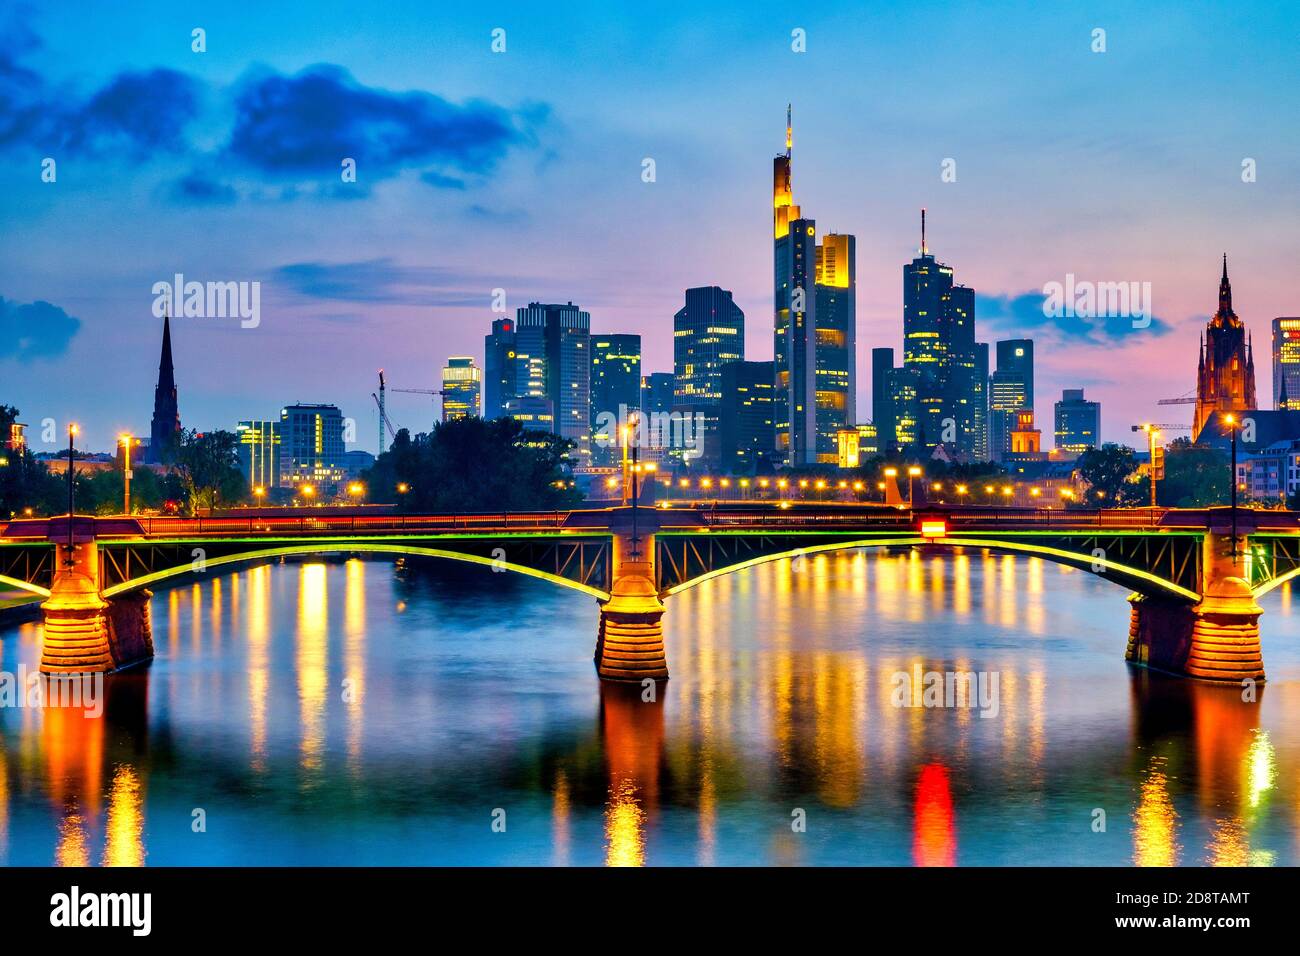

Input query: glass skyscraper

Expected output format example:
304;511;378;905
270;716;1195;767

590;333;642;464
440;357;481;422
814;233;856;463
720;360;775;472
483;317;516;420
990;339;1034;462
1053;388;1100;453
515;302;591;463
674;286;744;467
1272;317;1300;410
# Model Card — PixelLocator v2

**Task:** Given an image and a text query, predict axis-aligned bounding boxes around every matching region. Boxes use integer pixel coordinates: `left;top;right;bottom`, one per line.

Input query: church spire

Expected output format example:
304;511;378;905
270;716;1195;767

158;310;175;391
148;310;181;462
1218;253;1235;319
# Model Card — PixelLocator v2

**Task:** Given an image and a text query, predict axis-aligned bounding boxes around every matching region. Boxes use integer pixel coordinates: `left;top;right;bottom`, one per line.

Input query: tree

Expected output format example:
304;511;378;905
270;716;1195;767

364;417;584;512
169;429;246;515
0;405;66;518
1160;438;1229;507
1076;443;1145;506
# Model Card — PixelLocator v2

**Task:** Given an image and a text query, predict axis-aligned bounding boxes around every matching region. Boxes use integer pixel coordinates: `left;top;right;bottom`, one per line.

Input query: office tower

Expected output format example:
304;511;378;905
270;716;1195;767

502;396;554;433
814;232;856;463
1272;317;1300;410
971;341;990;461
885;366;923;452
1054;388;1101;453
483;317;517;419
146;313;181;462
641;372;675;416
871;347;896;452
280;404;346;490
901;211;980;458
674;286;744;467
516;302;592;462
720;360;774;472
441;357;481;422
1194;257;1256;440
855;422;879;458
772;107;818;466
990;338;1034;462
236;420;280;490
590;334;642;465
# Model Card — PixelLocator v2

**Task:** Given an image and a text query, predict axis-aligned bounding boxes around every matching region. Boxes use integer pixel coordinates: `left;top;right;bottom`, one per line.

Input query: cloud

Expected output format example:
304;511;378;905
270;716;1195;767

0;296;81;359
168;171;237;205
977;289;1171;344
272;257;552;308
60;69;202;155
225;65;541;190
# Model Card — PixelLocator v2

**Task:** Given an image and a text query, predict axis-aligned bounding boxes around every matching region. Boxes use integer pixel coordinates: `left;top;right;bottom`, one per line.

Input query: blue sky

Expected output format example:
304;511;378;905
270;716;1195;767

3;0;1298;452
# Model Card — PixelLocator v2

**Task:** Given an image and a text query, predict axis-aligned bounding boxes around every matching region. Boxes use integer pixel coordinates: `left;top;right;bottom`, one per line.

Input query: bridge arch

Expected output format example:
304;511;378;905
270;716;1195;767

0;573;50;598
663;535;1201;602
100;543;611;601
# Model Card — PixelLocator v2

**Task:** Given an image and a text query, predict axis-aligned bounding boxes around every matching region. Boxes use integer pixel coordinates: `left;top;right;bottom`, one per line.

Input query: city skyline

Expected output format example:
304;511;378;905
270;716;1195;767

3;2;1299;452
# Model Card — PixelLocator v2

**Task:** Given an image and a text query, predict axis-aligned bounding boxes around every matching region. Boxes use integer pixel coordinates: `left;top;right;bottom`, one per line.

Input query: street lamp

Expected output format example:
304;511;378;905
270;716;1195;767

301;483;315;504
907;466;922;506
397;482;410;494
119;433;136;515
348;482;365;500
1224;414;1238;557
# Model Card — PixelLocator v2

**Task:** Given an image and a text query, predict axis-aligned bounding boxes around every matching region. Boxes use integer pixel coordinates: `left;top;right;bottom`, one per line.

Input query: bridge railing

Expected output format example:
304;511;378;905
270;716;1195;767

125;512;572;536
691;506;1174;531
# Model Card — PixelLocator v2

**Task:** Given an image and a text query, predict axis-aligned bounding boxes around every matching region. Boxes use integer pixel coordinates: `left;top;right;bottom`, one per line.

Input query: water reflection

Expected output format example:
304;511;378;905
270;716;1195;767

1;548;1300;865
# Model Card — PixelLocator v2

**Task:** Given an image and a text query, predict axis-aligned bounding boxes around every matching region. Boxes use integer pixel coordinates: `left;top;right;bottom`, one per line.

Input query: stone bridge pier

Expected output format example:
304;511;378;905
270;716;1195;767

39;518;154;675
1127;512;1264;683
586;508;669;683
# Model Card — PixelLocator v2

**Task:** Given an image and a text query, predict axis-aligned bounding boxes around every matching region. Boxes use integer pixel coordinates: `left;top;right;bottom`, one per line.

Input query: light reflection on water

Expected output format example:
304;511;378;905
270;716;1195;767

2;548;1300;866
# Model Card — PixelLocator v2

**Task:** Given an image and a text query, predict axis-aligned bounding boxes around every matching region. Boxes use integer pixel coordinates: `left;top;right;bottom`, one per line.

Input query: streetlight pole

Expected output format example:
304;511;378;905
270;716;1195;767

121;434;134;515
66;423;77;564
1226;415;1238;558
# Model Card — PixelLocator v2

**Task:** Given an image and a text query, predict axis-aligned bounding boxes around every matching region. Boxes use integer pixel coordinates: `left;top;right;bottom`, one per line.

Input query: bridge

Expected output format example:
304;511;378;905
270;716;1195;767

4;504;1297;683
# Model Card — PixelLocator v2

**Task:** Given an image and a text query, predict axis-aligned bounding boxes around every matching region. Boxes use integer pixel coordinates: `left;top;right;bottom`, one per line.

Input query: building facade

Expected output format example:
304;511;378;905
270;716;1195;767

1054;388;1101;453
441;357;481;422
1272;317;1300;411
813;233;856;462
515;302;591;463
675;286;744;468
719;360;775;473
989;339;1034;462
279;404;346;491
590;334;642;465
483;317;516;420
236;420;280;490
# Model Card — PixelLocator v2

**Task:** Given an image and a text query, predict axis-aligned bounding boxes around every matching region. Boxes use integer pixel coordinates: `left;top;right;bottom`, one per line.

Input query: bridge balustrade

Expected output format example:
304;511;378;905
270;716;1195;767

126;511;571;536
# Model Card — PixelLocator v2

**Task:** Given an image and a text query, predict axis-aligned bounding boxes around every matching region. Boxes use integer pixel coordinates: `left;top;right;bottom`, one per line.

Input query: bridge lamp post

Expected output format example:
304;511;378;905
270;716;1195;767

956;484;968;504
907;466;922;507
1002;485;1014;506
815;479;826;501
301;483;315;506
118;433;137;515
66;423;78;561
1224;414;1239;557
253;486;266;505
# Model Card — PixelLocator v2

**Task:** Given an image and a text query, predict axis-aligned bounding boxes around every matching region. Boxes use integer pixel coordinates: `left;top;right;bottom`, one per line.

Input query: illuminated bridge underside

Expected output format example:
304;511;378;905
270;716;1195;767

1246;534;1300;597
658;531;1205;601
91;534;613;599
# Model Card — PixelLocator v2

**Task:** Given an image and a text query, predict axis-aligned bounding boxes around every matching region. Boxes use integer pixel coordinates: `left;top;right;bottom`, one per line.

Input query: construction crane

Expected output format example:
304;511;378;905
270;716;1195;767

372;369;396;449
1157;389;1196;406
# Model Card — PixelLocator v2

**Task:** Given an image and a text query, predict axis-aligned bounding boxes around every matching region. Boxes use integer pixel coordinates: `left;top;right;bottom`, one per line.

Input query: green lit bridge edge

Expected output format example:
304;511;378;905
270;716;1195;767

0;528;1247;604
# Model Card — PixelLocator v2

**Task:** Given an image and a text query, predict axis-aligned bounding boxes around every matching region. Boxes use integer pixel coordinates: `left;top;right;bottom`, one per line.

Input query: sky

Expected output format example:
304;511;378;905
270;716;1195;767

3;0;1298;454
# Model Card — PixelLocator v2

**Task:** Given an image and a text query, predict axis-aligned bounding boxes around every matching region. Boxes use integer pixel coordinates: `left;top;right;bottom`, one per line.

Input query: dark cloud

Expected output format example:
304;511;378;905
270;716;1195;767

168;171;237;205
226;65;540;188
273;258;543;308
977;289;1171;344
60;69;202;155
0;296;81;359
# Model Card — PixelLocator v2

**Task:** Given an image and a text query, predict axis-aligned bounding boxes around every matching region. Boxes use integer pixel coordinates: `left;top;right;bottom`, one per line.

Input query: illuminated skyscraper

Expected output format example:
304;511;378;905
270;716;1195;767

591;334;641;464
720;360;775;472
871;347;896;452
1053;388;1100;453
483;317;516;419
773;106;818;466
236;420;280;490
1271;317;1300;410
516;302;591;462
814;233;856;462
989;339;1033;462
1194;257;1256;440
675;286;744;466
280;404;346;491
441;356;481;421
902;211;981;458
